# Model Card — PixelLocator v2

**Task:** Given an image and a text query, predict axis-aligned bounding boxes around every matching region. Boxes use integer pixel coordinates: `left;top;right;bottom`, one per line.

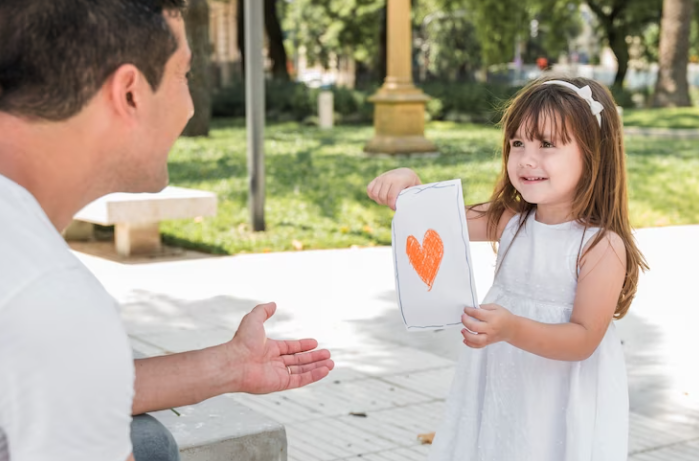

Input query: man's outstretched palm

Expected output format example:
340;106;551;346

227;302;334;394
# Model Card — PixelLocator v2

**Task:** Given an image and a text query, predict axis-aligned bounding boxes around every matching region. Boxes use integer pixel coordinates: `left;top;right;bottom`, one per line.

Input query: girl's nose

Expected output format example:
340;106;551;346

518;146;538;168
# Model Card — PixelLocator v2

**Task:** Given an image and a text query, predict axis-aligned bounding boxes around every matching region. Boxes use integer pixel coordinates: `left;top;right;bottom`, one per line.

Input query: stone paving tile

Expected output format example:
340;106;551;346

379;367;455;399
283;402;444;460
629;438;699;460
629;411;699;455
330;346;455;378
232;375;435;425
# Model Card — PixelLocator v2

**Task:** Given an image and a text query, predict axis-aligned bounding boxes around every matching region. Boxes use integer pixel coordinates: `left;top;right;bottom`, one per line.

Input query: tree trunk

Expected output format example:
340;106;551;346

264;0;290;80
653;0;694;106
182;0;212;137
586;0;631;88
237;0;245;74
608;26;630;88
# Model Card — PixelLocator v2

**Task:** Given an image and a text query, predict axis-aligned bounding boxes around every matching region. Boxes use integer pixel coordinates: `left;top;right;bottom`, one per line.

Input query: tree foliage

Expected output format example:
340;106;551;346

284;0;385;71
425;0;582;66
585;0;663;87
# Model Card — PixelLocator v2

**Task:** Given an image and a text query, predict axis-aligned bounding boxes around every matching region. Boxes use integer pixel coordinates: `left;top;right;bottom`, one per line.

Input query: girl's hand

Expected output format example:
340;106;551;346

367;168;421;211
461;304;517;348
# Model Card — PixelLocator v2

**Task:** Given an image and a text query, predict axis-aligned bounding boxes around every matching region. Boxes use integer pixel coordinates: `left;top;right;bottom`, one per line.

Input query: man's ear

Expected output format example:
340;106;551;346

106;64;147;122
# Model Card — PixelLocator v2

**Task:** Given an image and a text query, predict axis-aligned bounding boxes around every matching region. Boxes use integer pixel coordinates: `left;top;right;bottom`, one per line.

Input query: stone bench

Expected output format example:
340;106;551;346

151;396;287;461
64;187;217;257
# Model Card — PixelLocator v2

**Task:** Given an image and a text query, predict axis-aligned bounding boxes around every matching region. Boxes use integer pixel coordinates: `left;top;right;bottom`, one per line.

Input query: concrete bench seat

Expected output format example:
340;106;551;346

151;395;287;461
64;186;217;257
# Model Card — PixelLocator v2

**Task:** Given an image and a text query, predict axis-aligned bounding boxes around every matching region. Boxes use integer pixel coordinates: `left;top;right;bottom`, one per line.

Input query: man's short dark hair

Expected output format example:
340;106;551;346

0;0;186;121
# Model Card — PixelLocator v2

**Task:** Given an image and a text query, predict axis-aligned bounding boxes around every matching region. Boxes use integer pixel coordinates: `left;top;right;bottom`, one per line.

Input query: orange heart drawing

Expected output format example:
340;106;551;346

406;229;444;291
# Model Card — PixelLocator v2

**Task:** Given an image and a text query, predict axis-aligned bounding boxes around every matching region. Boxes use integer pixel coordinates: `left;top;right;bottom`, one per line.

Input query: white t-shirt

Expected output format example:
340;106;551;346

0;175;134;461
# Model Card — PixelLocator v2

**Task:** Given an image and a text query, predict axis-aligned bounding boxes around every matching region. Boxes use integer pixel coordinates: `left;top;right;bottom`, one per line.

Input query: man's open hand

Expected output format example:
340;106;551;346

225;302;334;394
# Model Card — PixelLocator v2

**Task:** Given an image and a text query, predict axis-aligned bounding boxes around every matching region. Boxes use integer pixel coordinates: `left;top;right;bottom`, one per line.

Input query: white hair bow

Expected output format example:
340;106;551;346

543;80;604;127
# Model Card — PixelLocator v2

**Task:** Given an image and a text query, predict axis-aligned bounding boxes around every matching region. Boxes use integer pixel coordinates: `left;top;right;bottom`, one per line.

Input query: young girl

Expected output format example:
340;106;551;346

367;77;648;461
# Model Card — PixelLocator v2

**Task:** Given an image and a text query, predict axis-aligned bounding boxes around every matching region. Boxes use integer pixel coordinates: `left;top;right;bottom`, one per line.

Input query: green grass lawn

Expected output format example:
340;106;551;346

162;119;699;254
623;107;699;129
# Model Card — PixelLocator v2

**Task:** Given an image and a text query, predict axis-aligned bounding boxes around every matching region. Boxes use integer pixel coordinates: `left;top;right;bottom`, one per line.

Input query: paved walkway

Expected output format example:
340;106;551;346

73;225;699;460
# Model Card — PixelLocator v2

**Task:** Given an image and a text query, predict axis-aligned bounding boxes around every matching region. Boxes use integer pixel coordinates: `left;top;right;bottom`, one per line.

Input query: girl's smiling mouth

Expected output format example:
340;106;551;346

520;176;548;183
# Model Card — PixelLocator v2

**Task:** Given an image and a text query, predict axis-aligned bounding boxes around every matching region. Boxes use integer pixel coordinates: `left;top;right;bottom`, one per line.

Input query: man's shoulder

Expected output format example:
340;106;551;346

0;176;82;307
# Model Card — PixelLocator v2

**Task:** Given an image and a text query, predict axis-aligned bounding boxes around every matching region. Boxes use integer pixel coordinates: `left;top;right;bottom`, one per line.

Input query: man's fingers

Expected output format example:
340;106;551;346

282;348;330;366
289;366;331;389
277;338;320;356
288;359;335;375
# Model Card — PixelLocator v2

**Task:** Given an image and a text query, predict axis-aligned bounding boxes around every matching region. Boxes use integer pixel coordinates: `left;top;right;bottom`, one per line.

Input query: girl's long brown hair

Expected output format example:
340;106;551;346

484;76;648;319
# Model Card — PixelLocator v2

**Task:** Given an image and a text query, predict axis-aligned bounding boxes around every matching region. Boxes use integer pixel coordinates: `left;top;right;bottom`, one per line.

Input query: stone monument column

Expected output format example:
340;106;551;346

364;0;437;155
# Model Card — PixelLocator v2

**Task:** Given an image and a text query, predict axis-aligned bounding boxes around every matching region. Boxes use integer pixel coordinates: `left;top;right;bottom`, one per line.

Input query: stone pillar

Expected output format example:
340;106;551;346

318;91;334;129
364;0;437;156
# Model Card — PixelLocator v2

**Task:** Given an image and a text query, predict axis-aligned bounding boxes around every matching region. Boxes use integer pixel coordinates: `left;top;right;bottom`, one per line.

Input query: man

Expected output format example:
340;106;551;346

0;1;334;460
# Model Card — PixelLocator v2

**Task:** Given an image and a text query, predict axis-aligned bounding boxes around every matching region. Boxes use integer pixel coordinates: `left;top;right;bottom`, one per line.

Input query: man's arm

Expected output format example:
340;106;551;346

133;302;334;415
133;346;231;415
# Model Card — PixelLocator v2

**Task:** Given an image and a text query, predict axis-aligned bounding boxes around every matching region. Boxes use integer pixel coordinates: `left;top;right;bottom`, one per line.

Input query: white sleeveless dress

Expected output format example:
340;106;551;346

429;212;628;461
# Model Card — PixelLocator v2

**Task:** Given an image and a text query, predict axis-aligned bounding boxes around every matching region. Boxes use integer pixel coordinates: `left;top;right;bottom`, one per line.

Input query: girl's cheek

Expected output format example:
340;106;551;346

506;160;518;181
507;171;520;190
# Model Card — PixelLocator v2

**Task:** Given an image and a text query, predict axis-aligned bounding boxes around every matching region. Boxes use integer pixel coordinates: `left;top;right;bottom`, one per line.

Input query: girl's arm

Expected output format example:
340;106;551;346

462;231;627;361
367;168;513;242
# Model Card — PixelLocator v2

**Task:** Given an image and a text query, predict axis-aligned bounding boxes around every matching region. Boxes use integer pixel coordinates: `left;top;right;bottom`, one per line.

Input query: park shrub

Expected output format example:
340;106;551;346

610;86;652;109
419;82;521;124
212;80;639;124
212;81;376;124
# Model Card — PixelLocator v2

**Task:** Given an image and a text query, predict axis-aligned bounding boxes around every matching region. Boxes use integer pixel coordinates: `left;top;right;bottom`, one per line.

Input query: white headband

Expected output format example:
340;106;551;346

543;80;603;127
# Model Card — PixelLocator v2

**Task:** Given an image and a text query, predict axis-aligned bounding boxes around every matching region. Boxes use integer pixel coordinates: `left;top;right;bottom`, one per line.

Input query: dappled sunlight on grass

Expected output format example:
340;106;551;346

624;107;699;129
162;120;698;254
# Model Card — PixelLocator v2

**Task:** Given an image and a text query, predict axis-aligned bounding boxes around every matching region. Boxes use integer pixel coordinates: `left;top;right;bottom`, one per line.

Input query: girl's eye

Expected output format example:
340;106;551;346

511;140;523;148
542;141;554;148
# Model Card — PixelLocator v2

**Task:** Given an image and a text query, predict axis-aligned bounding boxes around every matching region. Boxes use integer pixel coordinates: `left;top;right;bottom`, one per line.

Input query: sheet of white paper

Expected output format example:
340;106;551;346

392;179;479;331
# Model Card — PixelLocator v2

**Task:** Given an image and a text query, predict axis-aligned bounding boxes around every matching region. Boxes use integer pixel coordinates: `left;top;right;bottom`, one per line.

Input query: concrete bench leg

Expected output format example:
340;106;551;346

63;220;95;241
115;222;161;257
